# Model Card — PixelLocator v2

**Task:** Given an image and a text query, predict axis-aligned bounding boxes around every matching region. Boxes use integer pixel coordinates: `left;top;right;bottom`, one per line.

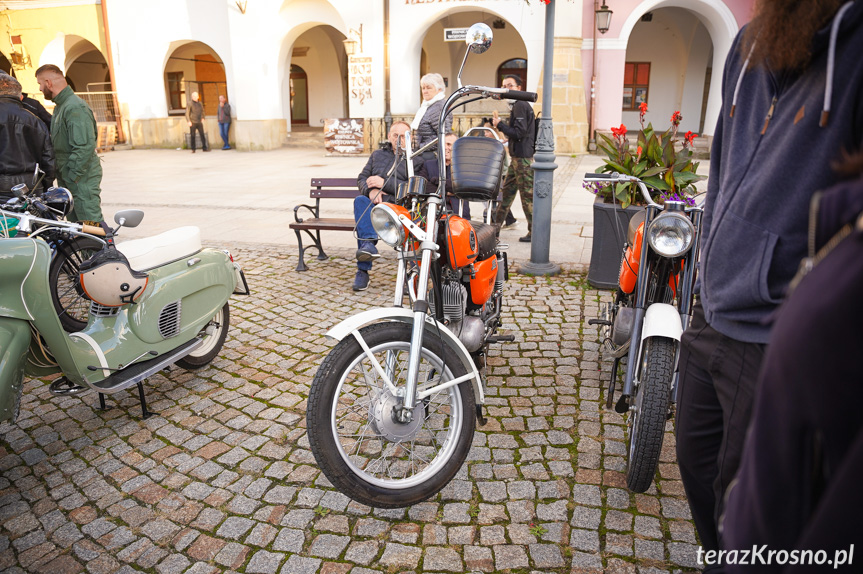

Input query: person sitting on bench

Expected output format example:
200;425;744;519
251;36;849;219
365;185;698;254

352;121;419;292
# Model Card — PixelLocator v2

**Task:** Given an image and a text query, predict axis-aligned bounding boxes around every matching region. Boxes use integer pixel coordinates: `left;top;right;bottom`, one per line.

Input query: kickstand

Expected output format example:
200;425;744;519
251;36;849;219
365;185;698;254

607;357;620;409
96;393;107;411
137;382;155;419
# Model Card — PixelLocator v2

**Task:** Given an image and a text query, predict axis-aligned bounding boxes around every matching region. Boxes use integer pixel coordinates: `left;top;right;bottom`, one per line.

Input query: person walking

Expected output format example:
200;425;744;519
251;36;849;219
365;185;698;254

186;91;209;153
0;73;55;202
492;74;535;242
34;64;103;224
217;95;232;150
673;1;863;568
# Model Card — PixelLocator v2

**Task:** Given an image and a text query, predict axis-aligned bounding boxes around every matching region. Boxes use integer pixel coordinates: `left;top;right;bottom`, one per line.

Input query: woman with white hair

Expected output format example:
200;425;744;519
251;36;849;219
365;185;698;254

411;73;452;154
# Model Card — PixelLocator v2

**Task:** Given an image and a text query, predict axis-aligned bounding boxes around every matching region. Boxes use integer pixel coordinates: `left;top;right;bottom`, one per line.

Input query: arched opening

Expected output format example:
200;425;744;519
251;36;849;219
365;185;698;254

66;46;110;92
163;41;227;117
0;52;13;76
290;65;309;125
496;58;528;89
281;25;348;127
419;11;527;97
622;8;714;134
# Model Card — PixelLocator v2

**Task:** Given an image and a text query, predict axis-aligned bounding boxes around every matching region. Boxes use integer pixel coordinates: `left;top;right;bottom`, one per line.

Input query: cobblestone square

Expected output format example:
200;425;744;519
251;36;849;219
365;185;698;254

0;240;699;573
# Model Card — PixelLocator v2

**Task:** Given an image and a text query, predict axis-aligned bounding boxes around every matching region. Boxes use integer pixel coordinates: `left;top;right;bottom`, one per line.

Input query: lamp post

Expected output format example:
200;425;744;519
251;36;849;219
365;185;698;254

521;0;561;276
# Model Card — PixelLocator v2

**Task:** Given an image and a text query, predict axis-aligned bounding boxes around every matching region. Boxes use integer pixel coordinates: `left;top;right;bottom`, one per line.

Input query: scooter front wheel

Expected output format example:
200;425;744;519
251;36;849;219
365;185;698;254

176;303;230;369
626;336;674;493
307;322;476;508
49;236;103;332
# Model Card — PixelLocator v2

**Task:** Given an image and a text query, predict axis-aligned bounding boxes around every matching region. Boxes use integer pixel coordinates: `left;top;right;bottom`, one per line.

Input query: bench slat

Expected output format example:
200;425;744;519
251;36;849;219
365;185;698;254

311;178;356;187
289;217;356;231
311;189;361;199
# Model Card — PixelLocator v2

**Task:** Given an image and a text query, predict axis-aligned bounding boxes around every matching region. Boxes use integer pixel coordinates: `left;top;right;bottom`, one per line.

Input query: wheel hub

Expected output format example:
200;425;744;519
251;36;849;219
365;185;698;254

368;389;423;442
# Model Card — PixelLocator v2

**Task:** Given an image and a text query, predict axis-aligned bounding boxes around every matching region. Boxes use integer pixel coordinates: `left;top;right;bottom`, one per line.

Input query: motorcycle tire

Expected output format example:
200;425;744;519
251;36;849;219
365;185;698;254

176;303;230;369
48;236;103;333
307;321;476;508
626;336;675;493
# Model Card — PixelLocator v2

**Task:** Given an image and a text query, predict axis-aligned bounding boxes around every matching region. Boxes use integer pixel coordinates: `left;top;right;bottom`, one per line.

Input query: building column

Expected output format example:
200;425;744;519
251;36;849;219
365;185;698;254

535;37;589;154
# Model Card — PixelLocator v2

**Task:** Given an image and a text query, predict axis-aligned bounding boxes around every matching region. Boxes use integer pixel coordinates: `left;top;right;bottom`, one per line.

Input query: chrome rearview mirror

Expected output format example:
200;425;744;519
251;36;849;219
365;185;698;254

457;23;494;88
114;209;145;229
465;23;493;54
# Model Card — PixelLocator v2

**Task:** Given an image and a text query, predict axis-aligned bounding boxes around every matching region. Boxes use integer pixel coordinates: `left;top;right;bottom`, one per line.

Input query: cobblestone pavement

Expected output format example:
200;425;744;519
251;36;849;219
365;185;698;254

0;244;698;573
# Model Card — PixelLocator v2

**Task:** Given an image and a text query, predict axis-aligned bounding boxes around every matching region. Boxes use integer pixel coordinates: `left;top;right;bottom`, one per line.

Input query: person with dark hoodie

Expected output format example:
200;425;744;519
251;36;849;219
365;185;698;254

720;158;863;572
674;0;863;569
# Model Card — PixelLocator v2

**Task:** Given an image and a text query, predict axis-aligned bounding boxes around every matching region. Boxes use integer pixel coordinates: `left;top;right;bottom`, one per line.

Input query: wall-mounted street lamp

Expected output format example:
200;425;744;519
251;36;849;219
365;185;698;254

596;0;613;34
342;24;363;56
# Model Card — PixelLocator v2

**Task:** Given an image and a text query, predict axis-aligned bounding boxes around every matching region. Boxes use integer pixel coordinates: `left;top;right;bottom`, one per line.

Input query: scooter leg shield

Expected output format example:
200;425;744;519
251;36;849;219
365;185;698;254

0;318;31;424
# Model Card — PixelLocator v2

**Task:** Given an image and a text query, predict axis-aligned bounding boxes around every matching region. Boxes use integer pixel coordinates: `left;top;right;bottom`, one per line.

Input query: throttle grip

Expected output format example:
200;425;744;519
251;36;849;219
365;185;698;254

81;224;106;237
504;90;538;102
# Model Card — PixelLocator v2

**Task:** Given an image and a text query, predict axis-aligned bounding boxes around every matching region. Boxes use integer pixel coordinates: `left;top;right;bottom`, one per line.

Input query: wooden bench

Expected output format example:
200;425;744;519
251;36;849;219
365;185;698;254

289;177;360;272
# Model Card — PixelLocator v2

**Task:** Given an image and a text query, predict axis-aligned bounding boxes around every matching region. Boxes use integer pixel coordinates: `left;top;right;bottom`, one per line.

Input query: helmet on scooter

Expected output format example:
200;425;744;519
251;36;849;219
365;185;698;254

79;246;149;307
42;187;74;218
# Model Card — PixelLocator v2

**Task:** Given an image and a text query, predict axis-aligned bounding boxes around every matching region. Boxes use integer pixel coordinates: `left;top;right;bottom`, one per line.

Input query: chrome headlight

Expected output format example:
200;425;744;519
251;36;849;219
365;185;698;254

647;212;695;257
370;204;407;247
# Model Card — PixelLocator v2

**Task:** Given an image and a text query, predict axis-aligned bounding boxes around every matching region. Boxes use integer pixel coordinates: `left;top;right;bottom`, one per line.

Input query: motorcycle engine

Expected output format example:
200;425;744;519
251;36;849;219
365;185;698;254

431;278;485;353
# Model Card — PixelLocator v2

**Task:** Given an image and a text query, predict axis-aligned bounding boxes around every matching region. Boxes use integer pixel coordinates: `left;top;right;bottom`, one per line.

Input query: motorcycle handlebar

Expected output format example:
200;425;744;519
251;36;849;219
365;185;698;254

81;224;106;237
503;90;538;102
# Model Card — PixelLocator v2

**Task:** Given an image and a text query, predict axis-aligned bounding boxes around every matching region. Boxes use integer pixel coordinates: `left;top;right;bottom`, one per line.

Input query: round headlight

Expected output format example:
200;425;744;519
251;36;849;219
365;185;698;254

646;212;695;257
370;204;407;247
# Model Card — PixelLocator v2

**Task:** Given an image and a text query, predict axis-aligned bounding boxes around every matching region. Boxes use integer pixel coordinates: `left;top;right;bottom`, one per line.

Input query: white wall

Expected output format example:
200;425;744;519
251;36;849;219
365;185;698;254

289;26;347;126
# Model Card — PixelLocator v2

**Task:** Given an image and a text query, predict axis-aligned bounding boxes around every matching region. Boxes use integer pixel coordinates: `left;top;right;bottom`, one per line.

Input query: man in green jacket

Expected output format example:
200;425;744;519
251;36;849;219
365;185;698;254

35;64;103;224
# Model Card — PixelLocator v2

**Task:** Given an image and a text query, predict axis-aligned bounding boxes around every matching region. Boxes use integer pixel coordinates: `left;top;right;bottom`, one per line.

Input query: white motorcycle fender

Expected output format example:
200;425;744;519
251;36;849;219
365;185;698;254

325;308;485;405
640;303;684;341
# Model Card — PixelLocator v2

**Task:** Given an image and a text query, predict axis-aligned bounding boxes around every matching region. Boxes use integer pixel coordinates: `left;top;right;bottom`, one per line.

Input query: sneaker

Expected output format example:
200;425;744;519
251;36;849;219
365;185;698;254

352;270;370;291
356;241;380;263
518;234;532;243
503;217;518;229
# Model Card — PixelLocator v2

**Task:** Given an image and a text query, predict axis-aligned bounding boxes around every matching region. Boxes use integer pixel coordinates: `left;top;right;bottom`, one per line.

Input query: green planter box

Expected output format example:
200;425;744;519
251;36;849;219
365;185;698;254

587;197;643;289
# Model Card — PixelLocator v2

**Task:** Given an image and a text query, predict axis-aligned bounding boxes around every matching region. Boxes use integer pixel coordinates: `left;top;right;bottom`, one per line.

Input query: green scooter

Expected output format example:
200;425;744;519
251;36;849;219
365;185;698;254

0;206;249;421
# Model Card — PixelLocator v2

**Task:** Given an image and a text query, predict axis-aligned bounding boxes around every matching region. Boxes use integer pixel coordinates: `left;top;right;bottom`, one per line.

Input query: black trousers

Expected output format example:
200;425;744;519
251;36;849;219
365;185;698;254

190;122;207;151
674;303;765;569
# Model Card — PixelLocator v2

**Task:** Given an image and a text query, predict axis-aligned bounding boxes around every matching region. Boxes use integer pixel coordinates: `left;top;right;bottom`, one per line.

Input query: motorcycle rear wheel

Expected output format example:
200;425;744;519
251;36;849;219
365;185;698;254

626;336;674;493
48;237;103;332
176;303;230;369
307;322;476;508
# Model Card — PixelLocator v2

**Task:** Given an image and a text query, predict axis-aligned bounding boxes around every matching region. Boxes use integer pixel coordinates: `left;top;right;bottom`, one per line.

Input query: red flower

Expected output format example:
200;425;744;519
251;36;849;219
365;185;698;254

637;145;643;156
671;111;683;126
610;124;627;137
639;102;648;115
684;131;698;145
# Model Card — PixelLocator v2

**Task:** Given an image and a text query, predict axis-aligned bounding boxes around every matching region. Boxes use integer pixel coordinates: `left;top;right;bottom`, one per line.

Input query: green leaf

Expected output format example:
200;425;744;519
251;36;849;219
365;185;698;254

598;143;617;158
665;169;676;189
605;161;630;175
632;160;648;175
673;171;703;185
643;176;670;192
641;166;665;178
598;133;618;150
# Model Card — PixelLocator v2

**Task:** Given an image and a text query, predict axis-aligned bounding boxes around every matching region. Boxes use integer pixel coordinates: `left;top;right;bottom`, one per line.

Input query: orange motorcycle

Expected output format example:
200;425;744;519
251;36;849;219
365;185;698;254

306;23;536;508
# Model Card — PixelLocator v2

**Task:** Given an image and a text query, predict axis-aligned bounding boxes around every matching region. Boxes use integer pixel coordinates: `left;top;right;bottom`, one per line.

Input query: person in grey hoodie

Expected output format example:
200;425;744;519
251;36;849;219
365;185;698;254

674;0;863;568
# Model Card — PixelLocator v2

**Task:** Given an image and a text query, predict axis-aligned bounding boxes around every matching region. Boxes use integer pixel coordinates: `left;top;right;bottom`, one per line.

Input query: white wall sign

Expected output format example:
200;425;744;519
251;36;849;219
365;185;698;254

444;28;468;42
349;56;373;105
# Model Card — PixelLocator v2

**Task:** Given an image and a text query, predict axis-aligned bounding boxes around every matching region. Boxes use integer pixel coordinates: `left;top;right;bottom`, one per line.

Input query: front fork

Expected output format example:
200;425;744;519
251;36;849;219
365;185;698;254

394;196;442;423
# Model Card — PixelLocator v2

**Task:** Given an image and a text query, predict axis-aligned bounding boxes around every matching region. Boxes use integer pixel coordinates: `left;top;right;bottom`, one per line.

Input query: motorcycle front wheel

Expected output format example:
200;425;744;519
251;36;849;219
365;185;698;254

307;321;476;508
626;336;674;493
48;236;103;332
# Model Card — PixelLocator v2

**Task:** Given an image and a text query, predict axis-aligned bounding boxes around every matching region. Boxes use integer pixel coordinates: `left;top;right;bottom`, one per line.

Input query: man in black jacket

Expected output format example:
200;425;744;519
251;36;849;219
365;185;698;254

492;74;535;242
21;92;52;130
186;91;208;153
352;121;418;291
0;73;55;202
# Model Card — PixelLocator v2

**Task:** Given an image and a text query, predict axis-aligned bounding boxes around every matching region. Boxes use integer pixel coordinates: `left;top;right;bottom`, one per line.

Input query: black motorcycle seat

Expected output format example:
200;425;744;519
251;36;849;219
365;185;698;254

471;221;497;262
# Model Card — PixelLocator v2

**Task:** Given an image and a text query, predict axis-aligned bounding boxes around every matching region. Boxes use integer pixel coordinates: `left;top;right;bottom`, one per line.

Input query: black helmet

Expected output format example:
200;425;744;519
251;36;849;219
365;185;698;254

42;187;74;218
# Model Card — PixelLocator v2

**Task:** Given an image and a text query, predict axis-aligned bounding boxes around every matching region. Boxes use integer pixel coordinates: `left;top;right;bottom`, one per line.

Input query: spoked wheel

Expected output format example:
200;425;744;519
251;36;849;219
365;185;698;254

176;303;230;369
307;322;476;508
626;336;675;493
48;237;103;332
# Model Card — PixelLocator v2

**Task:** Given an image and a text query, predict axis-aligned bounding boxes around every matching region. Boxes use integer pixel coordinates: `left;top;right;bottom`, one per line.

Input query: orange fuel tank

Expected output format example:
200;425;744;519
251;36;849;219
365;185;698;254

618;221;683;296
443;215;479;268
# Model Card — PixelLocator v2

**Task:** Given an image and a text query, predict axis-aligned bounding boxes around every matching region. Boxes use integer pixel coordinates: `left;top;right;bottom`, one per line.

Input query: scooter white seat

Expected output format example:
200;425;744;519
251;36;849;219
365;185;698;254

116;226;202;271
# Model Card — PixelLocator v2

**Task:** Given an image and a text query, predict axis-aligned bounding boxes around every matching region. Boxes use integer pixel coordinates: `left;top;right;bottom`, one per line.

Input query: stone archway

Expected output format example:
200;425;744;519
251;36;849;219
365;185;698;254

163;41;227;117
281;25;348;127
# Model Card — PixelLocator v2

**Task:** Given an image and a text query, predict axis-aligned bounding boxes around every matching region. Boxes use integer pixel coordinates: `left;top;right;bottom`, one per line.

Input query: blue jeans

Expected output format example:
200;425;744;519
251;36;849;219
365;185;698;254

353;195;378;271
219;122;230;148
